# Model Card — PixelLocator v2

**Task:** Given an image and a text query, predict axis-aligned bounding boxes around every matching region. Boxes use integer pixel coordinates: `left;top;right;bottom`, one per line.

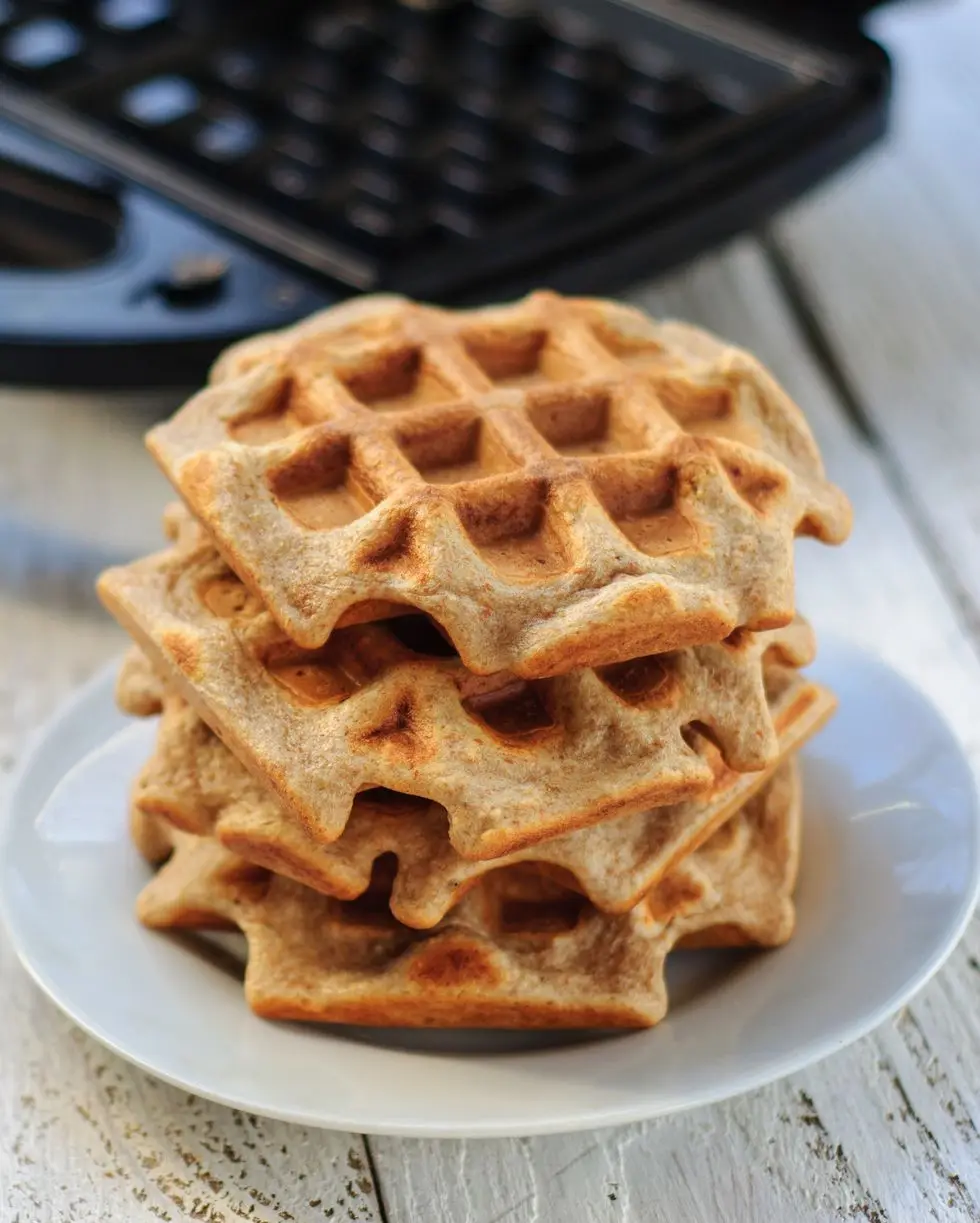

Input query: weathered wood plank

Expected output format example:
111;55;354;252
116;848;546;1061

0;392;381;1223
1;388;175;558
0;987;382;1223
368;241;980;1223
773;0;980;624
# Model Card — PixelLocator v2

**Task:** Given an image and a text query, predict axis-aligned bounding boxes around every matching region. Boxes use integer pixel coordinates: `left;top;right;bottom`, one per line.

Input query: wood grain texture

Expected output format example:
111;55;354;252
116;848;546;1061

773;0;980;627
0;391;382;1223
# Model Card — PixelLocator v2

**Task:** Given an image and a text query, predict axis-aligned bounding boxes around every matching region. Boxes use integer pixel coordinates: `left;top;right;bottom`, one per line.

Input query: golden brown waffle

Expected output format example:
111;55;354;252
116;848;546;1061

159;499;414;631
134;760;801;1029
147;292;850;676
116;646;165;718
127;664;831;926
99;531;815;858
130;803;175;864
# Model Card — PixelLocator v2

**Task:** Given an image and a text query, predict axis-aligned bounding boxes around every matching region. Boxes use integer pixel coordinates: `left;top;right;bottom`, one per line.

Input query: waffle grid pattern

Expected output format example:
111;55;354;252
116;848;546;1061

148;292;850;675
133;760;800;1029
126;667;831;927
99;530;816;859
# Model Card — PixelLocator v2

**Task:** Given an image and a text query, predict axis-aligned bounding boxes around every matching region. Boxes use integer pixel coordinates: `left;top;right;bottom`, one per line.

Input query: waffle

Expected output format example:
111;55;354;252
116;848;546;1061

134;760;801;1029
116;646;165;718
99;529;815;859
127;663;831;926
130;803;175;865
147;292;850;676
160;499;414;632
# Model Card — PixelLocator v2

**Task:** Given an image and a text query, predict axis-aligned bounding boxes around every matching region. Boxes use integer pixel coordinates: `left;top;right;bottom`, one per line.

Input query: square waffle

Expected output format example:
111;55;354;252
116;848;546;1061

147;292;850;676
132;760;802;1030
99;528;816;859
124;656;832;928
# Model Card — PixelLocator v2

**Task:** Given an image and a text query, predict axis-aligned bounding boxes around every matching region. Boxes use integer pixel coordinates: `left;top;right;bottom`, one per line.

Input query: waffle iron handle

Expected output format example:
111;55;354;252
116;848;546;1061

0;120;330;387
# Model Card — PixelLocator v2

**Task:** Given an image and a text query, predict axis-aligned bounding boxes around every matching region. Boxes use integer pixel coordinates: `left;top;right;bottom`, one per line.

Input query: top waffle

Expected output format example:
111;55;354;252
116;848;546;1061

148;292;850;675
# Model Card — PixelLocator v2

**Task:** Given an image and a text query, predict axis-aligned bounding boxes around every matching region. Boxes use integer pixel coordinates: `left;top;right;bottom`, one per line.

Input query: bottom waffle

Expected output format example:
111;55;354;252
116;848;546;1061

133;761;801;1030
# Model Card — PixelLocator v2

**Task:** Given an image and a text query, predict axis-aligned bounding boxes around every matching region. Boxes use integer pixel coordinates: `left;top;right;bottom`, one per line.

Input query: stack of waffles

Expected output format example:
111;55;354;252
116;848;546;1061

98;291;850;1029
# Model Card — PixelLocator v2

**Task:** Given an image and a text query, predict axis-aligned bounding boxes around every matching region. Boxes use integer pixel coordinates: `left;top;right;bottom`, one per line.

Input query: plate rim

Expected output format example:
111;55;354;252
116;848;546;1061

2;637;979;1139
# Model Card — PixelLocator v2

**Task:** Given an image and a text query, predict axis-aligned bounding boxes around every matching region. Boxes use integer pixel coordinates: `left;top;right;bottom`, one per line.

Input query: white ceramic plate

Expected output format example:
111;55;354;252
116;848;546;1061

2;637;978;1138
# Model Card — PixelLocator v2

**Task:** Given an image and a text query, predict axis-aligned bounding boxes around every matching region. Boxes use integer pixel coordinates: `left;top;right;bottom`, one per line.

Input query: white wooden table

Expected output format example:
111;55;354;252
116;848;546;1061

3;5;980;1219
